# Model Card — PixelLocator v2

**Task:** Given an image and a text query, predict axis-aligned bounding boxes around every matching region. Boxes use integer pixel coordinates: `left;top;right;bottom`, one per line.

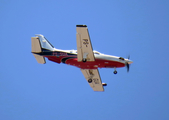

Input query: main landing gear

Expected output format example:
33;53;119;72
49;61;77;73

82;53;88;62
82;58;87;62
88;79;92;83
113;67;117;74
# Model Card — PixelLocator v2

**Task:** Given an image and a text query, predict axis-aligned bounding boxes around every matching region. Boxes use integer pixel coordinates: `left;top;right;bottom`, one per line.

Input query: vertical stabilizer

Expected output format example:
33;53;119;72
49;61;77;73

35;34;54;51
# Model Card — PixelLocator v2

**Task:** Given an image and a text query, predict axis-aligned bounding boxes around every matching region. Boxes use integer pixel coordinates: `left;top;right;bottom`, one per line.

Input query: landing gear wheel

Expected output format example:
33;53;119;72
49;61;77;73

113;70;117;74
82;58;87;62
88;79;92;83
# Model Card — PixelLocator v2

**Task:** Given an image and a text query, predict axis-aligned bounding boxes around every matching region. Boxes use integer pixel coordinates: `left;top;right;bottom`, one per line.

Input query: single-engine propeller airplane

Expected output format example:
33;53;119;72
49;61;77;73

31;25;133;91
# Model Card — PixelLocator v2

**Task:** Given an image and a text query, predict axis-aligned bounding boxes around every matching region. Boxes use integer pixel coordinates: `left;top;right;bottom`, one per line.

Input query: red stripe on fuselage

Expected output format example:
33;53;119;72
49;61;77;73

65;58;125;69
45;55;125;69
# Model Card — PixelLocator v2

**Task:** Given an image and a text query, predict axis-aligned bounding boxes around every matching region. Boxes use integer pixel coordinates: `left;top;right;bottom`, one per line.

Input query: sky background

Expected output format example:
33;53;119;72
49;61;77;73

1;0;169;120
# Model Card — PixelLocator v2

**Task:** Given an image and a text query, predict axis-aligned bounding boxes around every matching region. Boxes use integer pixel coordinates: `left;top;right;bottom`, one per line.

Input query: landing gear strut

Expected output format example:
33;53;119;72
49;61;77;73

82;53;88;62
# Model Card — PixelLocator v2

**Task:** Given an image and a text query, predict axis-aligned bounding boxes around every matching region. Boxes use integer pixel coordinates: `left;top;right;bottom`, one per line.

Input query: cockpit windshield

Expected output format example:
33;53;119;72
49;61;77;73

93;50;101;55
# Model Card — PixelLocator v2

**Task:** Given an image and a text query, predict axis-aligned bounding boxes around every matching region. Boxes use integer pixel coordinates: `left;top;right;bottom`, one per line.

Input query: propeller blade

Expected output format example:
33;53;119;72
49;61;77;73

126;55;130;72
126;63;129;72
127;55;130;59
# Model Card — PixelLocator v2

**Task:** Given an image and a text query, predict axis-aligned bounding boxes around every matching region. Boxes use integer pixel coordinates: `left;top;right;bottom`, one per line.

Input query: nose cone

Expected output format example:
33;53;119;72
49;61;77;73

128;60;133;64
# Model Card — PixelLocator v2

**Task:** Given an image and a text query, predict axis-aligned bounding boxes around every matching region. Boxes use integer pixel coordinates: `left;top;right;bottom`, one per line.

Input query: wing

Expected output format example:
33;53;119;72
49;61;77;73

76;25;95;62
80;69;104;91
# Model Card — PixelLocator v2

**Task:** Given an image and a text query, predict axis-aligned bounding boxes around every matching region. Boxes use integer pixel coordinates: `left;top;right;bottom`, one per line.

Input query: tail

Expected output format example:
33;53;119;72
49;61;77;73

31;34;54;64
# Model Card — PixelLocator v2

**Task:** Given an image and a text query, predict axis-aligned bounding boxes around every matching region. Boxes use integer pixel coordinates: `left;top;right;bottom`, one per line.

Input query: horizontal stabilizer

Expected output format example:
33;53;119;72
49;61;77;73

31;37;46;64
31;37;42;53
33;54;46;64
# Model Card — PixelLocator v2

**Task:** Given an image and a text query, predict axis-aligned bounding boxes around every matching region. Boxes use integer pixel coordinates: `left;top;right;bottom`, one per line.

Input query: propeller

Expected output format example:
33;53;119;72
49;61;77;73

126;55;130;72
127;55;130;59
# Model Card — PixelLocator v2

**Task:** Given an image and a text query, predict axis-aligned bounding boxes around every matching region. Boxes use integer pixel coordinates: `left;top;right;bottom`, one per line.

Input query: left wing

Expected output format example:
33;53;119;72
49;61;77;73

80;69;104;91
76;25;95;62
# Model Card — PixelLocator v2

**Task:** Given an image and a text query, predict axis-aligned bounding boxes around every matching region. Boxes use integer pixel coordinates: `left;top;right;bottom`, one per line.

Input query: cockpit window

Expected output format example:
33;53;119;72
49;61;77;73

93;51;100;55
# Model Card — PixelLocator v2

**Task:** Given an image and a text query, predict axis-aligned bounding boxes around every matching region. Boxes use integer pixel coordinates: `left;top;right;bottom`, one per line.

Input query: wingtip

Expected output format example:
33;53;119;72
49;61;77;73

76;25;87;27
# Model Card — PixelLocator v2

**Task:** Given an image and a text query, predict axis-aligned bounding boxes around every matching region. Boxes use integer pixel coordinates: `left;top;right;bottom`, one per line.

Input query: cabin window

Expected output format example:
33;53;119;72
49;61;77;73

119;57;125;60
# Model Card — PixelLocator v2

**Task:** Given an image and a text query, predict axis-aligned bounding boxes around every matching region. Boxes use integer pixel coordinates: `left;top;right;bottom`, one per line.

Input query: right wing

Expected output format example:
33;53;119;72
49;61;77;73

76;25;95;62
80;69;104;92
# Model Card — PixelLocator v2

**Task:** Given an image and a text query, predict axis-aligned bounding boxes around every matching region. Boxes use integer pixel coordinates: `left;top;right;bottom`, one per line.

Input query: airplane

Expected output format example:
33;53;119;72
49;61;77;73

31;25;133;92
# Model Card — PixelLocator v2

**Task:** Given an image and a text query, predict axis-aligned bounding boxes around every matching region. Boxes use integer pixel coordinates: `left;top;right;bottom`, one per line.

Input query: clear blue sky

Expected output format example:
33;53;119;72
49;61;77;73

1;0;169;120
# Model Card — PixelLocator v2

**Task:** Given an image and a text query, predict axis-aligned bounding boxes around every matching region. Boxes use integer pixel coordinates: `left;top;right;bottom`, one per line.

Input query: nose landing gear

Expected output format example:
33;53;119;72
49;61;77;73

113;70;117;74
113;67;117;74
